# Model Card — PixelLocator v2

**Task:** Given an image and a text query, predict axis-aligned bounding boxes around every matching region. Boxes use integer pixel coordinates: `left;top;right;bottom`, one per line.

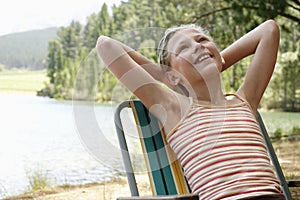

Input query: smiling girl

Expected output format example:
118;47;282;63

97;20;284;199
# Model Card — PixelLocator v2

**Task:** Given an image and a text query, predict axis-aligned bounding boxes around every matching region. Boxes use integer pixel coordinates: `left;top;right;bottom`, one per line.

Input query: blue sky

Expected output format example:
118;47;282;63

0;0;123;36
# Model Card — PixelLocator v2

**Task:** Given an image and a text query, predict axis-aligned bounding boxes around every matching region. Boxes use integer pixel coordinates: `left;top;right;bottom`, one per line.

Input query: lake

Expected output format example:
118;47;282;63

0;94;299;198
0;94;135;198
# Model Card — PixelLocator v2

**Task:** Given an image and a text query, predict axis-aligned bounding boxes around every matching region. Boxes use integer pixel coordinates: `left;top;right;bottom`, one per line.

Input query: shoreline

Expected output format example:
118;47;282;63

4;173;299;200
3;175;151;200
0;89;37;96
0;90;117;106
3;139;300;200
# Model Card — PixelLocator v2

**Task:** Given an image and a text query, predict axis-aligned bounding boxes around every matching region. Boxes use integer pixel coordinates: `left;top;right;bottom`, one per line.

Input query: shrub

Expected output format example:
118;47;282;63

272;128;283;141
291;126;300;136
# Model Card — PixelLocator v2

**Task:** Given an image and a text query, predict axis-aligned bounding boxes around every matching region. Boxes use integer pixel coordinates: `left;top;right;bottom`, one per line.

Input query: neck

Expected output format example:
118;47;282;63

188;73;226;105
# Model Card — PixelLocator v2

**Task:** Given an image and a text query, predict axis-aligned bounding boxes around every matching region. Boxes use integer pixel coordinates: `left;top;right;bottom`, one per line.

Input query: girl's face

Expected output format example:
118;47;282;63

167;29;223;86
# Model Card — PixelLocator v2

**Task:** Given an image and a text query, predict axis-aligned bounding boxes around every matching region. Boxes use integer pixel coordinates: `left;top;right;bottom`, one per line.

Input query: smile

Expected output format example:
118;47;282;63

194;53;212;64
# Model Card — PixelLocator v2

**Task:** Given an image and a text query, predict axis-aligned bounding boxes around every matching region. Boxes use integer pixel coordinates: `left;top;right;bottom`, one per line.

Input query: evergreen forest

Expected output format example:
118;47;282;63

39;0;300;111
0;27;58;70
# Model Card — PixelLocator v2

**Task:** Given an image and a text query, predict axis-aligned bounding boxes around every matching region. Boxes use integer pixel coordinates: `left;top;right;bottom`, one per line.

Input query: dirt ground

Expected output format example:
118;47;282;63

3;175;152;200
4;139;300;200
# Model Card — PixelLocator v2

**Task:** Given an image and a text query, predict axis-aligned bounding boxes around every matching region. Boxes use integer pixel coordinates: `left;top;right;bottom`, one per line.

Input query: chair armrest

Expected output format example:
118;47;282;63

117;194;199;200
287;180;300;187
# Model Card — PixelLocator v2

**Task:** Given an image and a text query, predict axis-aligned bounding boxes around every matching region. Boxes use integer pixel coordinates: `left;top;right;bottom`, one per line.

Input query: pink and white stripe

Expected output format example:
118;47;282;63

166;96;282;199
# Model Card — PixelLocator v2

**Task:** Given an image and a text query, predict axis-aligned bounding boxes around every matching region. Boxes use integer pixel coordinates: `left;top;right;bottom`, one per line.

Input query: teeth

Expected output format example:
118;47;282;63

198;54;210;63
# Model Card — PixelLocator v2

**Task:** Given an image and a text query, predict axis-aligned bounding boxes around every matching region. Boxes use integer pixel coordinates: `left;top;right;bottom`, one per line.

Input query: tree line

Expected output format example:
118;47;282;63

38;0;300;111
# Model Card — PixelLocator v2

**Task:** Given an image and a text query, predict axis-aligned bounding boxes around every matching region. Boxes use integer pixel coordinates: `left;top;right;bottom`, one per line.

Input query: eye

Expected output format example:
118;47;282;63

197;37;208;43
179;45;188;51
176;45;188;55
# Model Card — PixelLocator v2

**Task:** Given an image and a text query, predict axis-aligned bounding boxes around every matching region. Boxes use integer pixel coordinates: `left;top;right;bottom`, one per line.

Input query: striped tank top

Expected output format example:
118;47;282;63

166;94;282;199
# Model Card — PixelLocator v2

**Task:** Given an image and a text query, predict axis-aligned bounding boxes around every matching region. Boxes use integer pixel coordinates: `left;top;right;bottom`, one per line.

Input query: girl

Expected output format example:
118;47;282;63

97;20;284;199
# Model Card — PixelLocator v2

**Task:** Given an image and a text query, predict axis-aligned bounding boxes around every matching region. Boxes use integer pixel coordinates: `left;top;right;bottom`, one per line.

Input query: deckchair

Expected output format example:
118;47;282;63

114;99;300;200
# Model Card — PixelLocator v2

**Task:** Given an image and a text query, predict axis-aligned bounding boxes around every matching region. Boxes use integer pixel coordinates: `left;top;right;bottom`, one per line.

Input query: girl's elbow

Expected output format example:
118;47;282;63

96;36;114;58
96;35;109;49
266;20;280;40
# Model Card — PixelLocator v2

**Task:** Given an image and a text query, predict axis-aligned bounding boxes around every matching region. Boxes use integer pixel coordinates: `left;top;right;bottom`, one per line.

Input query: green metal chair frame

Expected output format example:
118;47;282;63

114;100;300;200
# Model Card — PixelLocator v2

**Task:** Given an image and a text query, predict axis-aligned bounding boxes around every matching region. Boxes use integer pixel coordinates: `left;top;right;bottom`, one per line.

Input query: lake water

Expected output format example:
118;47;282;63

0;94;134;198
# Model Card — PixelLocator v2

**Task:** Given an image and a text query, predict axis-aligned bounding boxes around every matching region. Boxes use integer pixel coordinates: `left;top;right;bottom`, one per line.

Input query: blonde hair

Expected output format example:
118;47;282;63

157;24;210;72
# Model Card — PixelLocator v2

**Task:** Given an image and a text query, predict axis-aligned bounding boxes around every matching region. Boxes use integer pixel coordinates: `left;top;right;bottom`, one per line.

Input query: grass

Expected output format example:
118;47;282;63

0;70;48;94
28;170;51;191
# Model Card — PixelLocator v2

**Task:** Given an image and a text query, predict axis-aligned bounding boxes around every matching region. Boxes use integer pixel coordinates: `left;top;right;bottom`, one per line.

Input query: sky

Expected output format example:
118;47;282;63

0;0;123;36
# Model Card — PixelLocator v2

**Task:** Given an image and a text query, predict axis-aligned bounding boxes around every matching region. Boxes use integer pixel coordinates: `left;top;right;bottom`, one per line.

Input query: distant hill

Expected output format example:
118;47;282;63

0;27;59;70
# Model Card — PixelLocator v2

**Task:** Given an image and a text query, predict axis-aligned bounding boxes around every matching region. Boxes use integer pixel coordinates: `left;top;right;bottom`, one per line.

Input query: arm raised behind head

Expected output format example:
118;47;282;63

97;36;163;80
220;20;280;111
96;36;172;109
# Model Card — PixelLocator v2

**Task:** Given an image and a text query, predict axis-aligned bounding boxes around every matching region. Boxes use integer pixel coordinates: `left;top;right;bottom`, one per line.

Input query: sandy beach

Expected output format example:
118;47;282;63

4;137;300;200
4;174;300;200
3;175;152;200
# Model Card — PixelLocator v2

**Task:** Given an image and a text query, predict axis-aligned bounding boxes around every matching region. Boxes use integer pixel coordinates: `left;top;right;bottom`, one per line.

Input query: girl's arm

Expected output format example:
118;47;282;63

220;20;280;110
96;36;173;109
98;36;164;82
